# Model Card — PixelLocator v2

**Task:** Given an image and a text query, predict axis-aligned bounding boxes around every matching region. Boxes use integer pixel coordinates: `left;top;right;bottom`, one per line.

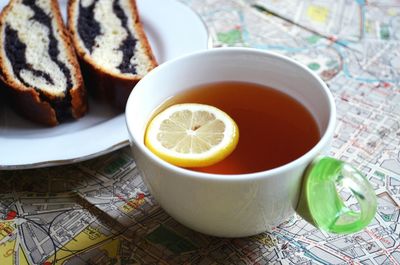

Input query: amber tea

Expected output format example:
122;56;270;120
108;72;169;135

150;81;320;174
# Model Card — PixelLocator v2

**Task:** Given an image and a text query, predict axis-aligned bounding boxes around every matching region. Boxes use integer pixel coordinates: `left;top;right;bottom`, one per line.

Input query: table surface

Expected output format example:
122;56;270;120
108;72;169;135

1;0;400;264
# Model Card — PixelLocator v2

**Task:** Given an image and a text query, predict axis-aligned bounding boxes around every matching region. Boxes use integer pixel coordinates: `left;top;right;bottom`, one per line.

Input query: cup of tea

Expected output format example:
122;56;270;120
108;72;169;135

125;48;376;237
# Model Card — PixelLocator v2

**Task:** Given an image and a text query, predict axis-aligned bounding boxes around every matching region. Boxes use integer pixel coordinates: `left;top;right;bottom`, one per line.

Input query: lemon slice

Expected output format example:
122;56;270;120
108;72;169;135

145;103;239;168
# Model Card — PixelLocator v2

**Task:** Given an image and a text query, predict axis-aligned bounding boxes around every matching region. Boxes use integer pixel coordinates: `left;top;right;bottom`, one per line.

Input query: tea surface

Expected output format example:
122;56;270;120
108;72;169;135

151;81;320;174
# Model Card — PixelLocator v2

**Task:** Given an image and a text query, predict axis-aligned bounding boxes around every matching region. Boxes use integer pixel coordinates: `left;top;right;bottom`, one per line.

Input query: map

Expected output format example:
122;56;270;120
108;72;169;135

1;0;400;264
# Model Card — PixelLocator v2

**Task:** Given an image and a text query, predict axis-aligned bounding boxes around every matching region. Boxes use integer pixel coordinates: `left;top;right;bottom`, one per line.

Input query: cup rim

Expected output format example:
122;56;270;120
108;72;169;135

125;47;337;181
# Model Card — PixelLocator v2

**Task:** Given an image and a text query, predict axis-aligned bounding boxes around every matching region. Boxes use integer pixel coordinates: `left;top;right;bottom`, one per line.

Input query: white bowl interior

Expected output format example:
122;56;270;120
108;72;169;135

126;49;333;148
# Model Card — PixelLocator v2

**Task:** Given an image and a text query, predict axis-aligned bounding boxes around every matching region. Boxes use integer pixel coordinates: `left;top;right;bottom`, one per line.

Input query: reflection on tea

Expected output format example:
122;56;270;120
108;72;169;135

149;81;320;174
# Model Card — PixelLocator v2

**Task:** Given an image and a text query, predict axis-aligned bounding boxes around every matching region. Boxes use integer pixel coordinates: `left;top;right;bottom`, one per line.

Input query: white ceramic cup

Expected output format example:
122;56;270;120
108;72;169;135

125;48;371;237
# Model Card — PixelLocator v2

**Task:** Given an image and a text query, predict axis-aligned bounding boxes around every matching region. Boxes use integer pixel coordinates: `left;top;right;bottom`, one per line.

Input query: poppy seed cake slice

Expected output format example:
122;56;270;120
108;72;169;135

0;0;87;126
68;0;157;110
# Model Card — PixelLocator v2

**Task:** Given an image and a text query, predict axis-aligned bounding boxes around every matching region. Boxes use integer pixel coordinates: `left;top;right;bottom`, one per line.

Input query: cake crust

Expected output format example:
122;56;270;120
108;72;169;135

0;0;87;126
67;0;158;110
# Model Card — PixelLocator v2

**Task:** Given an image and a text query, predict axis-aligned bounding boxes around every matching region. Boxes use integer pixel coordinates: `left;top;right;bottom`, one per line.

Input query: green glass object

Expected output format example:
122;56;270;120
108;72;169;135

297;157;377;234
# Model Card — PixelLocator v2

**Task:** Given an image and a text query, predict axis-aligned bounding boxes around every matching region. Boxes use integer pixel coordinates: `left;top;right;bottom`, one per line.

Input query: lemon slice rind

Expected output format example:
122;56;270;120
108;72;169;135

145;103;239;168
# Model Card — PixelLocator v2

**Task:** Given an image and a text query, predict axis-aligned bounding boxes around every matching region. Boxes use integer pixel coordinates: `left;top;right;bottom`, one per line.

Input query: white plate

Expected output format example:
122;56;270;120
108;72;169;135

0;0;210;169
